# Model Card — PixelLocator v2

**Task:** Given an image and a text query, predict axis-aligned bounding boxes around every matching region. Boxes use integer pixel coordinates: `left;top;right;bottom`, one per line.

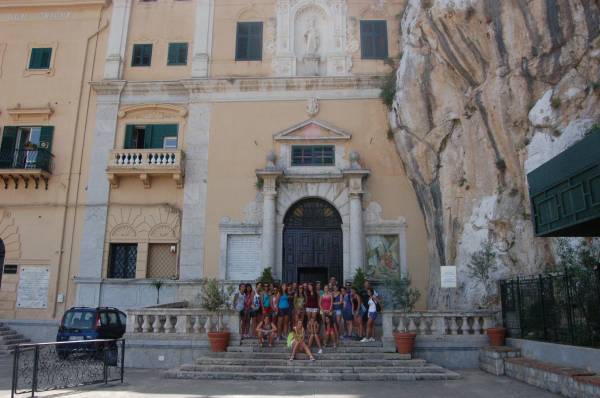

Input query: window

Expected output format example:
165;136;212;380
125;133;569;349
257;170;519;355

291;145;335;166
167;42;188;65
124;124;178;149
360;20;388;60
100;311;119;327
131;44;153;67
108;243;137;279
28;48;52;69
235;22;263;61
0;126;54;170
3;265;17;274
147;243;178;279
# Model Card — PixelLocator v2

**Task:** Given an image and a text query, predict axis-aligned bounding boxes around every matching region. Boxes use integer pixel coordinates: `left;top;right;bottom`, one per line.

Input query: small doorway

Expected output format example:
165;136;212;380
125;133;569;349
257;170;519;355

0;239;4;289
282;198;343;283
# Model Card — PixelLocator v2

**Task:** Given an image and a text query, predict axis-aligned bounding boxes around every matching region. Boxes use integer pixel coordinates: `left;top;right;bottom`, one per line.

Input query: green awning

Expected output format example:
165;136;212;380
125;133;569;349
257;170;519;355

527;130;600;237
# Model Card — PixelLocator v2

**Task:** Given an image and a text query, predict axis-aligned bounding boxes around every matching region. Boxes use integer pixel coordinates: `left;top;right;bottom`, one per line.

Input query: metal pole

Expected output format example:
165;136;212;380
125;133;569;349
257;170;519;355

11;345;19;398
539;275;547;341
103;341;108;384
564;269;575;345
120;339;125;384
515;278;524;338
31;346;39;398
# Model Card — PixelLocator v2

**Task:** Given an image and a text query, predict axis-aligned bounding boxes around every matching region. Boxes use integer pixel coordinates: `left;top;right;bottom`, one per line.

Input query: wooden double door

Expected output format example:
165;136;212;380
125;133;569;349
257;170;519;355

282;199;343;284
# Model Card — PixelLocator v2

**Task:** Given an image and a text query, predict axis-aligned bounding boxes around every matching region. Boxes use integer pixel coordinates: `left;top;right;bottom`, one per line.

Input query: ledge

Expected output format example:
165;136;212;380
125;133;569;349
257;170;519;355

7;105;53;122
0;169;51;189
106;149;185;189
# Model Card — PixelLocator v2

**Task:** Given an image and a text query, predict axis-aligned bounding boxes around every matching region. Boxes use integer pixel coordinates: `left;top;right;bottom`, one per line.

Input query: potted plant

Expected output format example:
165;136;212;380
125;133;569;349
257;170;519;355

198;278;234;352
379;268;421;354
467;239;505;346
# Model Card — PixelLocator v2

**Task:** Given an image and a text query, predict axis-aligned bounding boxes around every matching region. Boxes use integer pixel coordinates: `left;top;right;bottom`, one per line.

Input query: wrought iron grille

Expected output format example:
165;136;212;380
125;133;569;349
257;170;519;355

11;339;125;398
108;244;137;279
147;243;178;279
500;267;600;348
284;198;342;228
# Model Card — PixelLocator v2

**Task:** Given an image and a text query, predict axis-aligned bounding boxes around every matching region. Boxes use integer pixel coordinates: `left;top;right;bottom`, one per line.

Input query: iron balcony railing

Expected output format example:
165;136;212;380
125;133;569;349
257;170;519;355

0;148;53;173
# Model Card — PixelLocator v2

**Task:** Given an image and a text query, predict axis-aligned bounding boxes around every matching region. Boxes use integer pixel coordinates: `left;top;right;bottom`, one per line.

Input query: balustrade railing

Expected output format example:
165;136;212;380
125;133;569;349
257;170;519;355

109;149;183;168
382;311;498;337
125;307;239;337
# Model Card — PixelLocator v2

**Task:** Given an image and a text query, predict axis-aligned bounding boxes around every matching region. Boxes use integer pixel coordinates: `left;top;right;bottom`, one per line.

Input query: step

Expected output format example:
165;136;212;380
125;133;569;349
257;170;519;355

0;329;18;336
204;352;407;360
182;364;450;374
166;370;461;381
196;358;424;367
239;339;383;347
1;336;27;344
229;346;388;353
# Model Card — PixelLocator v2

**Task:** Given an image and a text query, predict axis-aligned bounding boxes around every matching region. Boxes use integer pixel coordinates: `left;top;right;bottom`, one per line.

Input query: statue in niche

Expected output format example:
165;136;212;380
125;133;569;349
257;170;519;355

303;17;320;55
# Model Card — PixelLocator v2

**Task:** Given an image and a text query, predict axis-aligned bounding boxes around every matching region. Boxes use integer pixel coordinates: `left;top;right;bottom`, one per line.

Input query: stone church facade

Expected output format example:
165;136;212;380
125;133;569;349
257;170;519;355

0;0;431;334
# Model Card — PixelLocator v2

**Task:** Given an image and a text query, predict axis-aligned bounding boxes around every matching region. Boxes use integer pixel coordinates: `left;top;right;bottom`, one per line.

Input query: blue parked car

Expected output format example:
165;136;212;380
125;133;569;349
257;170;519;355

56;307;126;360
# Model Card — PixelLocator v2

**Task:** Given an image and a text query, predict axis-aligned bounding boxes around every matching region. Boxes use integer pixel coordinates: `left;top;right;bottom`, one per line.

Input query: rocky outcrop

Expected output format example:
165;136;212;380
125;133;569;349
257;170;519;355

390;0;600;309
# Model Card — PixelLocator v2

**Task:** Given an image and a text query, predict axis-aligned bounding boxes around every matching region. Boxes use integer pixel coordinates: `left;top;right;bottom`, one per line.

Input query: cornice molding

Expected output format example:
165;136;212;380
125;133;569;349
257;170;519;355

0;0;109;8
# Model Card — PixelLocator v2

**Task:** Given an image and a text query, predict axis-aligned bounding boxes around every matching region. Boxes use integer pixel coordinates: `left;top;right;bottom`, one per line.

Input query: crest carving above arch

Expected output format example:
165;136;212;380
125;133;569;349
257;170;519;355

0;210;21;260
236;4;264;21
117;104;188;120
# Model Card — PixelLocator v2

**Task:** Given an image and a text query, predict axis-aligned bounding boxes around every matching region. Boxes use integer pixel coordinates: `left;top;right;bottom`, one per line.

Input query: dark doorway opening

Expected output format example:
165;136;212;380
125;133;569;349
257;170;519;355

282;198;343;283
0;239;4;289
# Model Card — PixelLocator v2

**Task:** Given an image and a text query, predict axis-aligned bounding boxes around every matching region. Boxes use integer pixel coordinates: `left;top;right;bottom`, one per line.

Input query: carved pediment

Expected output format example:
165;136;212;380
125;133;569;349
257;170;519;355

273;119;352;141
117;104;188;120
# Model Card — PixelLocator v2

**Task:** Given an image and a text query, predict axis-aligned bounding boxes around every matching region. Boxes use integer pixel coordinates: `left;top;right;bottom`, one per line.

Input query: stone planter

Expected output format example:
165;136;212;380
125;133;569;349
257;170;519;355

486;327;506;347
393;331;417;354
207;331;230;352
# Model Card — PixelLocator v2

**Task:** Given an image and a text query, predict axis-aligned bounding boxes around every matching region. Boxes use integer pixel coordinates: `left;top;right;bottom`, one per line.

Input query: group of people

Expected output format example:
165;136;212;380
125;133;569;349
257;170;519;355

232;277;381;361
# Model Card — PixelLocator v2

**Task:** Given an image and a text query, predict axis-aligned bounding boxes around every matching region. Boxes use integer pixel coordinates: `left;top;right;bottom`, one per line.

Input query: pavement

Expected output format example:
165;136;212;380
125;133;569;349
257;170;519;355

0;355;560;398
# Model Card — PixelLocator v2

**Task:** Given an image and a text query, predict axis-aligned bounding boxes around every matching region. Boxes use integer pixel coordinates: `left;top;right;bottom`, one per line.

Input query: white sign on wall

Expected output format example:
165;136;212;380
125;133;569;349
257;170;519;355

226;235;260;280
17;267;50;309
440;265;457;289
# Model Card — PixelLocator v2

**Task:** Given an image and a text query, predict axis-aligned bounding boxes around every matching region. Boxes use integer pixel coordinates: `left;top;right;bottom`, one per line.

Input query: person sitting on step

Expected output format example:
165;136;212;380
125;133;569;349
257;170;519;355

256;314;277;348
306;316;323;354
289;319;315;361
323;314;338;349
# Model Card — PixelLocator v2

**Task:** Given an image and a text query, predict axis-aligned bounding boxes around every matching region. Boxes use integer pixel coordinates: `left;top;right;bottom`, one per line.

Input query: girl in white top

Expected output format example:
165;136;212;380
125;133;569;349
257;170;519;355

361;288;380;343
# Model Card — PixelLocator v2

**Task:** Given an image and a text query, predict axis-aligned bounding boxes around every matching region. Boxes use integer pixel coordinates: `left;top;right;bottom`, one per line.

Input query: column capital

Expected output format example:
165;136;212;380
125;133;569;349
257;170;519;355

343;169;369;195
256;169;283;196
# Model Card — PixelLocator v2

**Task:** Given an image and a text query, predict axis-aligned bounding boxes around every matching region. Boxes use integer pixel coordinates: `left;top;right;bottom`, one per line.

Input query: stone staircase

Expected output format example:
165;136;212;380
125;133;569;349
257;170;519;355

0;323;31;356
166;338;461;381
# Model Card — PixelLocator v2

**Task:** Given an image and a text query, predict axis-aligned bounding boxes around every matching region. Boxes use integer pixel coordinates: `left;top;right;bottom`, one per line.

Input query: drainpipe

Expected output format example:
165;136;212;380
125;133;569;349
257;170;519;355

53;5;109;318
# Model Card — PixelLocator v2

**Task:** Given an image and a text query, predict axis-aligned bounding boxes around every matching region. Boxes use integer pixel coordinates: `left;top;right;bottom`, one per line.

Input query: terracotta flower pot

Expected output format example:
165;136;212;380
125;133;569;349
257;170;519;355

393;332;417;355
207;331;230;352
486;327;506;347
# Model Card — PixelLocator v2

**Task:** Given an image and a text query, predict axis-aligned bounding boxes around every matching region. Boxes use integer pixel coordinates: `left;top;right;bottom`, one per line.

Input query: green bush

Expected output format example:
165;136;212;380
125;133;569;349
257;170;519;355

258;267;275;285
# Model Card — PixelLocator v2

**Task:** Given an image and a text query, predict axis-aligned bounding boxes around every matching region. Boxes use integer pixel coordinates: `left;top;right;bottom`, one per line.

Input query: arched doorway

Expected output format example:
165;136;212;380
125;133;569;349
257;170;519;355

282;198;342;283
0;239;4;289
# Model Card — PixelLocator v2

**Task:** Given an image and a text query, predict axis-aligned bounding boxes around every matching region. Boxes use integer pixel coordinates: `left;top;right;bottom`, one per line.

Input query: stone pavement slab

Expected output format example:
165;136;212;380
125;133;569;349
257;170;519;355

0;356;560;398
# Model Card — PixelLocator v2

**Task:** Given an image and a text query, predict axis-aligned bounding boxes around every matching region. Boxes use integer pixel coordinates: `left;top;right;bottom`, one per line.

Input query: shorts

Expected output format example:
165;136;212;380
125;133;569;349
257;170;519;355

278;307;290;317
368;312;378;321
260;330;273;337
334;309;342;317
306;307;319;314
239;309;245;317
263;307;272;315
249;309;258;318
342;310;353;322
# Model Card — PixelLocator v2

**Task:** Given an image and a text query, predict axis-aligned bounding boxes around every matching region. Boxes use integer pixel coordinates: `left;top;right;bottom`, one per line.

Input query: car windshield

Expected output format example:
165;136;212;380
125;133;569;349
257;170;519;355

63;310;95;329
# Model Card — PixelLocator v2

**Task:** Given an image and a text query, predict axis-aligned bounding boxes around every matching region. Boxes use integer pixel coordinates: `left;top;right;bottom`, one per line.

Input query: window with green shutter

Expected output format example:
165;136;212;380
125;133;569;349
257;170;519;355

167;43;188;65
360;20;388;60
235;22;263;61
291;145;335;166
131;44;153;67
124;124;178;149
29;48;52;69
0;127;18;168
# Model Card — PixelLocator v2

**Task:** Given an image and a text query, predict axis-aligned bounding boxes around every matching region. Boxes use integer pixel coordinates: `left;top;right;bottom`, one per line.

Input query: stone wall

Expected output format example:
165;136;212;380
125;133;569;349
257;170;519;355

390;0;600;309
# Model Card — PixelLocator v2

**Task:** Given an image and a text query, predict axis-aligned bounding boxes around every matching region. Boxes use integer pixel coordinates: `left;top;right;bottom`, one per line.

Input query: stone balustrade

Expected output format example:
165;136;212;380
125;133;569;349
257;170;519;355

125;307;240;337
106;149;184;188
382;310;499;337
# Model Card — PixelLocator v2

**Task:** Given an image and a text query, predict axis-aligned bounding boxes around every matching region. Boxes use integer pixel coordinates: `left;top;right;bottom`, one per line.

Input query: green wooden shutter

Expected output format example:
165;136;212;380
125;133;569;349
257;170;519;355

124;125;134;149
143;125;154;149
39;126;54;152
0;127;17;168
149;124;178;148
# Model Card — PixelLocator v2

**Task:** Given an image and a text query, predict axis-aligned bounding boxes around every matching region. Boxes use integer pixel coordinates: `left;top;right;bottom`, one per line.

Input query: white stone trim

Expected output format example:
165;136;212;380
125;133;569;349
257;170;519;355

218;221;262;280
191;0;214;78
104;0;132;80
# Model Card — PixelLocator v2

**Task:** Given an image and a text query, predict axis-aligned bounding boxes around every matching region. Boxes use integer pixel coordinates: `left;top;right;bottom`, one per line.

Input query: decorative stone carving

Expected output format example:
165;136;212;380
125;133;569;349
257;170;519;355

265;18;277;55
0;210;22;260
107;206;180;242
117;104;188;119
306;97;319;117
273;0;352;77
346;17;360;53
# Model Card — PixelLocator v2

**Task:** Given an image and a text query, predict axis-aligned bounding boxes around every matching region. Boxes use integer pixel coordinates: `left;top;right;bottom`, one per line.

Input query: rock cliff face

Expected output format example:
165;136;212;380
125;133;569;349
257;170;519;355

390;0;600;309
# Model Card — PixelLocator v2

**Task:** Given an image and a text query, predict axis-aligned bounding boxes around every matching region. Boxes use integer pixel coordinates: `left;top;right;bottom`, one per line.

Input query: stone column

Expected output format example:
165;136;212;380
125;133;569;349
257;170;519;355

104;0;132;80
76;81;125;306
191;0;214;77
257;166;282;275
179;97;211;280
343;157;369;278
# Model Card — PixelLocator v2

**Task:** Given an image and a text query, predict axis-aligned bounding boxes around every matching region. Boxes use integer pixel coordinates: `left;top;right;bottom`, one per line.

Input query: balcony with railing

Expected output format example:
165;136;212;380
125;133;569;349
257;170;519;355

0;148;53;189
106;149;185;189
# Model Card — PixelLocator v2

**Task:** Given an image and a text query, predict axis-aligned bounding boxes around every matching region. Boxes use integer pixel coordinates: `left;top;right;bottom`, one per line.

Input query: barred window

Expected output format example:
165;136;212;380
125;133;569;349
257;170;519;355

291;145;335;166
108;243;137;279
360;20;388;60
147;243;178;279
